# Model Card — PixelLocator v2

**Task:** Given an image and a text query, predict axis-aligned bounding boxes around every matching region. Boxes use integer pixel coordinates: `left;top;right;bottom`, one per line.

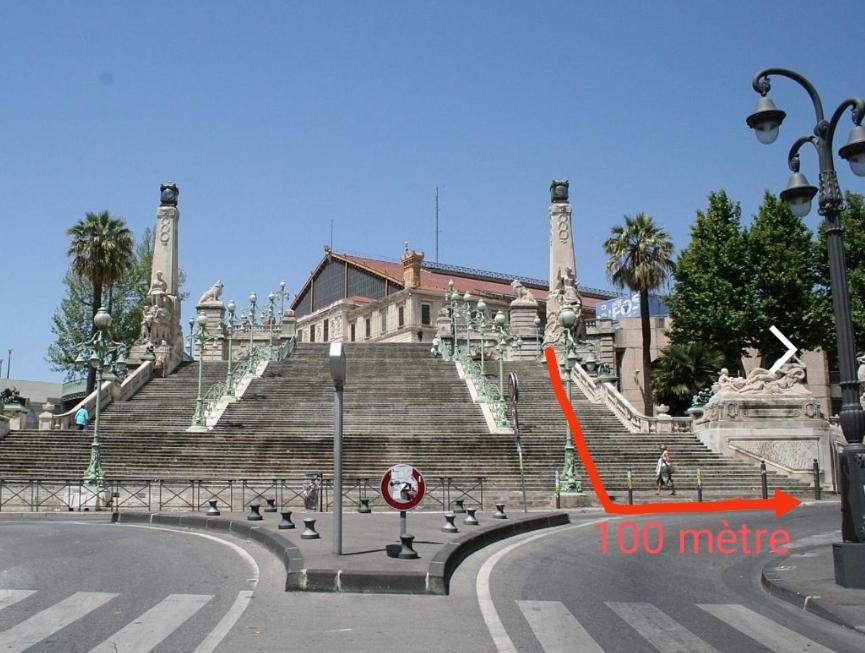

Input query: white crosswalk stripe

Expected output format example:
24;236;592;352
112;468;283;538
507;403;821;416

698;603;837;653
0;590;35;613
517;600;604;653
606;601;720;652
0;591;117;653
89;593;213;653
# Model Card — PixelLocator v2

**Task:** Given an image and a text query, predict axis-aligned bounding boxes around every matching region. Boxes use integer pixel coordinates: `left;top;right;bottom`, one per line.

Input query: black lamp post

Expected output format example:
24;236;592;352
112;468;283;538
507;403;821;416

747;68;865;586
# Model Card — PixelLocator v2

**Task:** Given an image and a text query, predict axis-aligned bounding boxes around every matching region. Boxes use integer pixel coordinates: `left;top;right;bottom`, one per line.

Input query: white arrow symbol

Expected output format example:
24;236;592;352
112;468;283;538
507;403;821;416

769;325;798;374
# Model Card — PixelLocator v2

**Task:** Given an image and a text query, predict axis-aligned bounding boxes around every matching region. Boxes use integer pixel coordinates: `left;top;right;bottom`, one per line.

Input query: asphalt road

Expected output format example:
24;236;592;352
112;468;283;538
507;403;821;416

0;518;258;652
481;503;864;652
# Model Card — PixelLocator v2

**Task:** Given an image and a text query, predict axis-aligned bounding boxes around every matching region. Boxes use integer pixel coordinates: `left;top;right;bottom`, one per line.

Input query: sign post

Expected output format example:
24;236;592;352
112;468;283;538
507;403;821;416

381;464;426;557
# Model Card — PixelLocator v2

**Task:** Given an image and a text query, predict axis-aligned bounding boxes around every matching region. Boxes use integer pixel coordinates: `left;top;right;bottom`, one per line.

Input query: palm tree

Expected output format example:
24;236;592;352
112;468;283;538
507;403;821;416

67;211;134;393
603;213;675;415
652;343;724;415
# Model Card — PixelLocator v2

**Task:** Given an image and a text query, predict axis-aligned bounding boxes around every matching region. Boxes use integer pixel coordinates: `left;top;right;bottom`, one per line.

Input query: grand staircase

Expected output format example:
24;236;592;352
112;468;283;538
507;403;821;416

0;344;811;499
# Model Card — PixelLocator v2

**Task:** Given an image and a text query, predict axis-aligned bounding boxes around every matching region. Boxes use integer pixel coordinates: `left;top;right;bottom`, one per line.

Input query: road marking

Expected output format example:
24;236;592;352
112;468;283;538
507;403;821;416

89;593;212;653
0;591;117;653
698;603;836;653
517;600;604;652
606;602;719;653
476;518;609;653
192;590;253;653
0;590;35;613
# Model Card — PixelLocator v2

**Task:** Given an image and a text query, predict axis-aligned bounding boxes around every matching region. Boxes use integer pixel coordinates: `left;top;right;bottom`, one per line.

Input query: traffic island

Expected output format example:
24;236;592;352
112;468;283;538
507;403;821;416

114;509;569;595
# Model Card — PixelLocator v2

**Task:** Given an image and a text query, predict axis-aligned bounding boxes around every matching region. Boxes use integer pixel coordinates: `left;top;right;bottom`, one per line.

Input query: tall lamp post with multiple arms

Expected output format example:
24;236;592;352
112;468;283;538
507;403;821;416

75;306;126;489
186;317;195;358
223;300;237;397
557;306;582;494
492;310;522;400
189;313;214;431
746;68;865;584
246;292;258;353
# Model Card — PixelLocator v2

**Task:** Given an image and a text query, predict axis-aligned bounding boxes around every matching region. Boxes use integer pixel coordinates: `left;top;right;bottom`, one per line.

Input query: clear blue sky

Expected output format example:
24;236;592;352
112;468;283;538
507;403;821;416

2;0;863;381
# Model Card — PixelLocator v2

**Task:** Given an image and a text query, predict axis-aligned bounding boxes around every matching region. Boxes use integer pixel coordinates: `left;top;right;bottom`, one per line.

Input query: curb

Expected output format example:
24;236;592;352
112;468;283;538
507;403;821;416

761;545;861;632
113;510;569;595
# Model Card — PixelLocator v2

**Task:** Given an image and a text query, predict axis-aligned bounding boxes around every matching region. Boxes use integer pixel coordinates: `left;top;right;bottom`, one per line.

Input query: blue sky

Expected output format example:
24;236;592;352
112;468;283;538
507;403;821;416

1;0;864;381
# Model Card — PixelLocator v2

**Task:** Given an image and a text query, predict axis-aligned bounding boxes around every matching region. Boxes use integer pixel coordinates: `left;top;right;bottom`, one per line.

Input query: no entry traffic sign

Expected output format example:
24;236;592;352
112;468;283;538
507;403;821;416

380;464;426;511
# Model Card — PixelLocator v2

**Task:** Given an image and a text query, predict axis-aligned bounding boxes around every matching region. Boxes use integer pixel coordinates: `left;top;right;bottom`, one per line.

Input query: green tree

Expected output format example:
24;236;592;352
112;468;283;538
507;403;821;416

603;212;675;415
58;214;135;389
744;191;820;366
814;191;865;362
667;191;750;371
652;342;724;416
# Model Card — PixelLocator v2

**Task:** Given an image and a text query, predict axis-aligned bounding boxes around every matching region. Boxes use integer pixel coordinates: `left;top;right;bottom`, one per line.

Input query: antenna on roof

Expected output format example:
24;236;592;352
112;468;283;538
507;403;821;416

435;185;440;264
330;219;334;250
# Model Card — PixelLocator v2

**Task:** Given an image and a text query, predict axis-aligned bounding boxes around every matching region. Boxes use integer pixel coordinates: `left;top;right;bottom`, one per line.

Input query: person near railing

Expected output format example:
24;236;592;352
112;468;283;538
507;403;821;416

656;444;676;495
74;406;89;431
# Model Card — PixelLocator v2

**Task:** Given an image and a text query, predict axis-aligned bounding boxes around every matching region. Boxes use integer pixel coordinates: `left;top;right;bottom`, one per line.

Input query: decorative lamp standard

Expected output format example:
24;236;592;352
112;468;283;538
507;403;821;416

276;281;288;320
747;69;865;581
267;292;278;357
558;306;582;494
247;292;258;353
75;306;126;489
493;310;522;399
462;291;472;353
223;300;237;397
473;299;488;374
189;313;212;430
534;314;543;361
187;317;195;358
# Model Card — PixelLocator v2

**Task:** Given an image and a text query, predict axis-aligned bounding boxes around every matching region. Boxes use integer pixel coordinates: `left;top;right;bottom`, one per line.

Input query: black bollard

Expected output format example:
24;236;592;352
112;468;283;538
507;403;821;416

247;504;263;521
760;461;768;500
493;504;507;519
358;498;371;514
264;498;277;513
278;511;295;529
206;499;220;517
453;499;466;514
441;513;459;533
626;469;633;505
301;518;320;539
464;508;479;526
696;468;703;503
813;458;822;500
398;534;419;559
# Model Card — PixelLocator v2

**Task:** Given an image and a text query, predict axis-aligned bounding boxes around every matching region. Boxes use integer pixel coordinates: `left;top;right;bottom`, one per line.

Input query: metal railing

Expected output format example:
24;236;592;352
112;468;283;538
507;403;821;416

322;476;486;512
448;344;511;429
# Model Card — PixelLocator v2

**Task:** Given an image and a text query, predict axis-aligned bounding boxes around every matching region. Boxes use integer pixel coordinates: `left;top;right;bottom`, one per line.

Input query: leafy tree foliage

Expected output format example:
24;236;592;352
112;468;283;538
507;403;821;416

744;191;820;366
651;342;725;416
603;212;675;415
667;191;750;371
813;192;865;362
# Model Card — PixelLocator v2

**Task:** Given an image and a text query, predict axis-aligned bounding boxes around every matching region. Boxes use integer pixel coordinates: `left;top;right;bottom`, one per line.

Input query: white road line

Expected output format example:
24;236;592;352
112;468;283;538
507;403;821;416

607;602;719;652
89;593;212;653
192;590;254;653
0;590;35;613
517;600;604;653
698;603;837;653
0;591;117;653
476;518;609;653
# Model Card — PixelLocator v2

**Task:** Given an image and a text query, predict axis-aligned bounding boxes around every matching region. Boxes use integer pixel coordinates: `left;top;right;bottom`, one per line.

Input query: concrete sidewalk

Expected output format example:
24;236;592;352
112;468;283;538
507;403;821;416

762;539;865;633
114;507;571;595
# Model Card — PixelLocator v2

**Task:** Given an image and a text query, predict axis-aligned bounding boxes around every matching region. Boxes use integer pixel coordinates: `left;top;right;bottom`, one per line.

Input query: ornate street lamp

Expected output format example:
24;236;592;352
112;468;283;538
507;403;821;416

556;306;582;494
534;314;543;361
189;313;214;430
471;298;488;374
747;68;865;581
275;281;289;320
267;292;278;356
462;291;472;353
247;292;258;354
493;310;522;400
223;299;237;397
74;306;126;489
187;317;195;358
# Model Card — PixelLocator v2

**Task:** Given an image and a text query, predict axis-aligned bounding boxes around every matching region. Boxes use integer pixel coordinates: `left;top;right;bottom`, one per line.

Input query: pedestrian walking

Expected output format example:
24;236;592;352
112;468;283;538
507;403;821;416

431;335;441;357
74;405;89;431
656;444;676;495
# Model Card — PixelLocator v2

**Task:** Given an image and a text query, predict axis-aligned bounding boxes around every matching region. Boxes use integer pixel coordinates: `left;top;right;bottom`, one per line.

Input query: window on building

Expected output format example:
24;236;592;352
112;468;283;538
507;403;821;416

398;305;405;328
323;319;329;342
381;311;387;333
350;321;356;342
309;326;315;342
421;303;431;326
313;261;345;311
365;317;371;339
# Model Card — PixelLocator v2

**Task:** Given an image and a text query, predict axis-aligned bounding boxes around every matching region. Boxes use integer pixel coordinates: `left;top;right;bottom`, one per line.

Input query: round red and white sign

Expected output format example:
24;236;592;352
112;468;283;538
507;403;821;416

380;464;426;511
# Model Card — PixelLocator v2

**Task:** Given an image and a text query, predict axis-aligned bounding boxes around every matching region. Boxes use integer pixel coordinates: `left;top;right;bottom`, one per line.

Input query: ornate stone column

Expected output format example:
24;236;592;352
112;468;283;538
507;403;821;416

545;180;583;346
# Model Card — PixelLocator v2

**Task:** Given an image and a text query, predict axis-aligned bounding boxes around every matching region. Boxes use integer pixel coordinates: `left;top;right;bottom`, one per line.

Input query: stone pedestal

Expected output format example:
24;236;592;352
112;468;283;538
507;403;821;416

509;301;541;360
281;309;297;339
1;404;27;430
196;301;226;361
38;402;55;431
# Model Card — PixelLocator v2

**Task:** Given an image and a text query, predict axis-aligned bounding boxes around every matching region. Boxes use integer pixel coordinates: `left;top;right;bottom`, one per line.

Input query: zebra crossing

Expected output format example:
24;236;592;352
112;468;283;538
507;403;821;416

515;600;838;653
0;588;249;652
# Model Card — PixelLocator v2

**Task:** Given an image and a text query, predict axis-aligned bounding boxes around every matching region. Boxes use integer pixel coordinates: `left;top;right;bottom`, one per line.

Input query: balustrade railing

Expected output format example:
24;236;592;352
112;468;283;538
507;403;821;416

449;344;511;429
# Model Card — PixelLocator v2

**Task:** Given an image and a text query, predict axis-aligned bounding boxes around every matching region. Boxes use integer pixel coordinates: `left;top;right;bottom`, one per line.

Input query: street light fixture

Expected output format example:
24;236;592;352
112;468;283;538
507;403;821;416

223;300;237;397
329;342;347;556
187;317;195;358
557;306;582;494
75;306;126;489
747;68;865;583
247;292;258;354
533;314;543;361
492;310;522;400
189;313;213;430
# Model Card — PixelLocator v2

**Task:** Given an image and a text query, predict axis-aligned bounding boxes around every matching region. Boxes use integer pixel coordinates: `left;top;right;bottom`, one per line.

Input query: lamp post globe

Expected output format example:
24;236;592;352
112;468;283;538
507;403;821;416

839;125;865;176
94;306;112;330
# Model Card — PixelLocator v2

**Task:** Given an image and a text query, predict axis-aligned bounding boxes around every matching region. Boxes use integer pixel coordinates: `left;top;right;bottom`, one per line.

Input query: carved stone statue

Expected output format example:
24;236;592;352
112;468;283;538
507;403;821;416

858;355;865;408
510;279;537;306
715;361;810;396
197;280;224;305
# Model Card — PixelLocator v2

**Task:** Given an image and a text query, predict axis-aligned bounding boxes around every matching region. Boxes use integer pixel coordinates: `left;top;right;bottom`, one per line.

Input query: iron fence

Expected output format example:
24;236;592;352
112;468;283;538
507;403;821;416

322;476;485;512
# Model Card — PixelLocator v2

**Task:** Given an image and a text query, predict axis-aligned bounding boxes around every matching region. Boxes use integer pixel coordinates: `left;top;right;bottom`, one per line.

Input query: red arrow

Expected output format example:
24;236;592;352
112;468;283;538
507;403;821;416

544;347;800;518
